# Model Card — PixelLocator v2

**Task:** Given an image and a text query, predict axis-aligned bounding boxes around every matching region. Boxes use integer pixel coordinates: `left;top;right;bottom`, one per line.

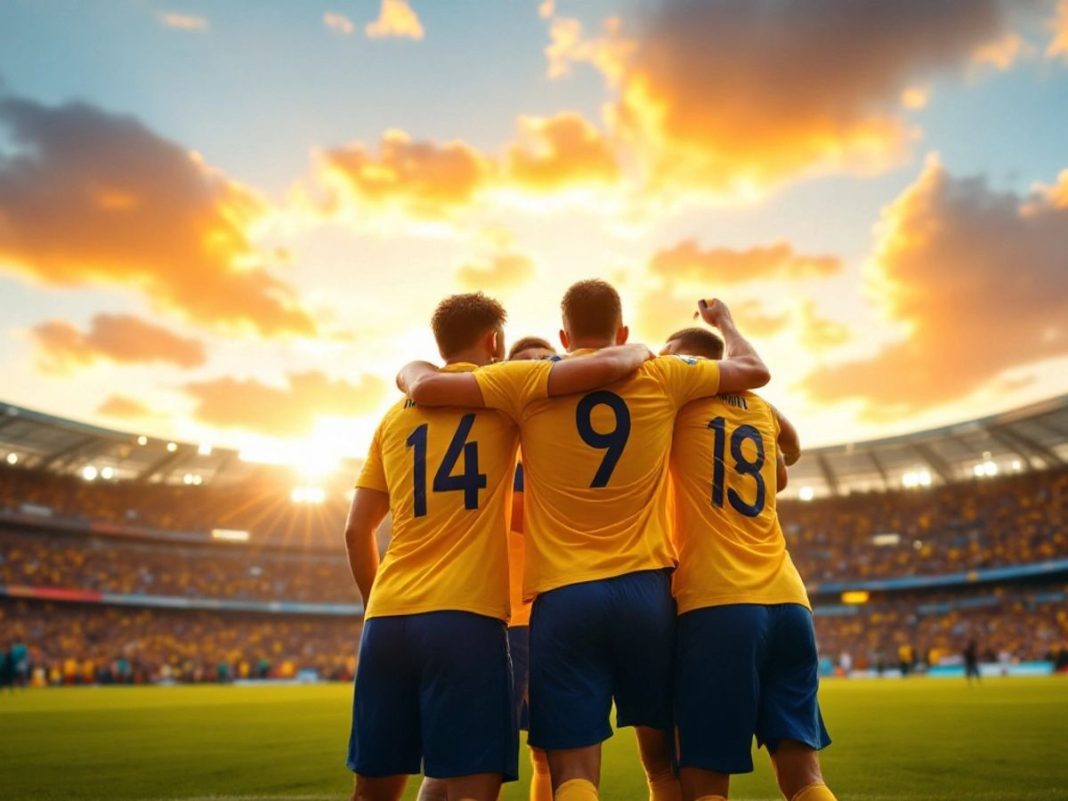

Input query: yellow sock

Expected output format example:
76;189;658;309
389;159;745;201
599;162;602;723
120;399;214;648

645;765;682;801
792;784;838;801
555;778;598;801
530;749;553;801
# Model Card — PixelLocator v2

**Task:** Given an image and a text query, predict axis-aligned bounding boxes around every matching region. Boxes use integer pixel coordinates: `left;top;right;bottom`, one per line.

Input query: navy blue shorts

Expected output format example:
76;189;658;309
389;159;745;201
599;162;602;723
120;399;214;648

528;569;675;750
348;611;518;781
509;626;530;731
675;603;831;774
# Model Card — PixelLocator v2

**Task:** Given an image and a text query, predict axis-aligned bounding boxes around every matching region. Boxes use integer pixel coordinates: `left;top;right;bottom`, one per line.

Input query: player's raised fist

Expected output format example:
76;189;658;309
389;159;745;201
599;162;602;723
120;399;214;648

697;298;733;328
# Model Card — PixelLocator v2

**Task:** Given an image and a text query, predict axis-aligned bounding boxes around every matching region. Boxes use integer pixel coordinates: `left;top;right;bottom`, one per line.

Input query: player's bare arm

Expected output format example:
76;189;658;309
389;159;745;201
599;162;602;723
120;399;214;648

396;343;654;407
776;452;789;492
697;298;771;393
771;403;802;466
343;487;390;605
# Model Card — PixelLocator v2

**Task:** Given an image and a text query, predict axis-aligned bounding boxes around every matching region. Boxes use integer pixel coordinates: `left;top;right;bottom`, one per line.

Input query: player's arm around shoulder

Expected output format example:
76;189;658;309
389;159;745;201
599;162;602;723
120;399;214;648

698;298;771;394
544;342;654;395
396;344;653;410
397;361;486;408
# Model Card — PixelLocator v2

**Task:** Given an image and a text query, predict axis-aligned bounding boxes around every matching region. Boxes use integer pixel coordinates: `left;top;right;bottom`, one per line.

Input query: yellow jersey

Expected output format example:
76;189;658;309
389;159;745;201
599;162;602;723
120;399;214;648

508;462;532;627
355;362;546;621
669;391;809;614
474;353;721;599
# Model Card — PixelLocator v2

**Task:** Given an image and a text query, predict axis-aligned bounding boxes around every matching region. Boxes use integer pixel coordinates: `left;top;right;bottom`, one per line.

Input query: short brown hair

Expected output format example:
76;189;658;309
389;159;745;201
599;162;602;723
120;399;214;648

431;292;507;358
508;336;554;360
560;279;622;341
666;327;724;359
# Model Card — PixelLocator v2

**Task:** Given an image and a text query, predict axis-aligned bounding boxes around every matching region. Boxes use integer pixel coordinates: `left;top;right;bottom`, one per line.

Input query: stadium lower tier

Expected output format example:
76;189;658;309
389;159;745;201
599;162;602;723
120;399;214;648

0;601;361;685
2;583;1065;687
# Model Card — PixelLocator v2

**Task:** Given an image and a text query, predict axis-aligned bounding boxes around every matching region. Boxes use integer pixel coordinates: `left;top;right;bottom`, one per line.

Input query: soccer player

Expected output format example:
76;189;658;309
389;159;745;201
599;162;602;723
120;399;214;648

344;292;652;801
662;324;836;801
418;334;558;801
397;281;771;801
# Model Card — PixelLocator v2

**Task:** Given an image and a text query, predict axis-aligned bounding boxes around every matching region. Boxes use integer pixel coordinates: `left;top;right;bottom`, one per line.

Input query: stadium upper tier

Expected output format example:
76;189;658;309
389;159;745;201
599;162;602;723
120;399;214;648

2;393;1068;497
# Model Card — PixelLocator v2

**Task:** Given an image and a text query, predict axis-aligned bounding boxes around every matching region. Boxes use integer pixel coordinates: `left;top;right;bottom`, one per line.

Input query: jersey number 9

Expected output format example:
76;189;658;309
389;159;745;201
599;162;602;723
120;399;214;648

576;391;631;488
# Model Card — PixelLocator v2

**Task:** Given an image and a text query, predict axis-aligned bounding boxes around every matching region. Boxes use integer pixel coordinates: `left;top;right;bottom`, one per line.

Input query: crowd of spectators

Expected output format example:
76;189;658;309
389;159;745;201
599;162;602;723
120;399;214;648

781;467;1068;584
0;528;357;603
0;601;359;686
813;585;1068;670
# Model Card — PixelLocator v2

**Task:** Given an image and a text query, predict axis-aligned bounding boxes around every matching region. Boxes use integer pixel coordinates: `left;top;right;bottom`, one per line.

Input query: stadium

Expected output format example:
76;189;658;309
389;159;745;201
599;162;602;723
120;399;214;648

4;1;1068;800
3;394;1067;800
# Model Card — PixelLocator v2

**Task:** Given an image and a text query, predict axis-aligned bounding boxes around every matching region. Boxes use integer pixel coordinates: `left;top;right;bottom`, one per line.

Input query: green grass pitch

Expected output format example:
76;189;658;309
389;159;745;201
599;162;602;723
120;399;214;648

2;677;1067;800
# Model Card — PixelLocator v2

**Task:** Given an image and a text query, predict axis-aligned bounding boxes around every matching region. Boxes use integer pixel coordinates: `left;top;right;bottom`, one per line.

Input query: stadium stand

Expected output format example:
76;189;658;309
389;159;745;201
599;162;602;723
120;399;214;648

1;396;1067;683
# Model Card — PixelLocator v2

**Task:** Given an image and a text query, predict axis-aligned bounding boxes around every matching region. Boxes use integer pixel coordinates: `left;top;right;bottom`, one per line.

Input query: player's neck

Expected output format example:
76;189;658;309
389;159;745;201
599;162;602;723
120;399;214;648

567;337;613;353
444;348;493;367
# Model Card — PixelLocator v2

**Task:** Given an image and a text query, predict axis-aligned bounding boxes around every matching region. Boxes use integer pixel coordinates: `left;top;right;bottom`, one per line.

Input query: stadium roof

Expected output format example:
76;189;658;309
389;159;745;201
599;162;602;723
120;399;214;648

780;394;1068;500
1;394;1067;494
0;401;357;487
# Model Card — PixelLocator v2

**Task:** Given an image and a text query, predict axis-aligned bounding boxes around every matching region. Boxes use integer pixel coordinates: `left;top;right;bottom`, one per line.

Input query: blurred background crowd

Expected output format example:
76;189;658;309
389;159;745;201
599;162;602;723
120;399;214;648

2;462;1067;687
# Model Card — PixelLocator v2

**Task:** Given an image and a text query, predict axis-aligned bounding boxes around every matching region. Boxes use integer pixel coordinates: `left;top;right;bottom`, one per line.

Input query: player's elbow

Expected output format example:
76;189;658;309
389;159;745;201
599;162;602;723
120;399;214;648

747;360;771;389
408;374;445;406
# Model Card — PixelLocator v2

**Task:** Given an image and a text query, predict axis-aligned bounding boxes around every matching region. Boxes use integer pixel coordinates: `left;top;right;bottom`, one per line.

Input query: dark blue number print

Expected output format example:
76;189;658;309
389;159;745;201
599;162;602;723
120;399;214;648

406;424;429;517
576;391;631;488
708;417;767;517
406;414;486;517
433;413;487;510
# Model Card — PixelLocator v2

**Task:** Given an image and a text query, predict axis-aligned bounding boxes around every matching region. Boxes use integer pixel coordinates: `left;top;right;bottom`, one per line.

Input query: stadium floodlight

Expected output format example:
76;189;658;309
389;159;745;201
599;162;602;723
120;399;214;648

798;486;814;501
100;466;115;480
902;468;932;488
197;442;213;456
973;459;999;478
166;441;178;453
872;532;901;547
5;452;17;465
136;435;148;446
81;465;99;481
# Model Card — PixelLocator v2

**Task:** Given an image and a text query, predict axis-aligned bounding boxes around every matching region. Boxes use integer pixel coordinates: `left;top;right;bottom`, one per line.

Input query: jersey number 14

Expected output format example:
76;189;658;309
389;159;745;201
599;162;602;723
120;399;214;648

406;414;487;517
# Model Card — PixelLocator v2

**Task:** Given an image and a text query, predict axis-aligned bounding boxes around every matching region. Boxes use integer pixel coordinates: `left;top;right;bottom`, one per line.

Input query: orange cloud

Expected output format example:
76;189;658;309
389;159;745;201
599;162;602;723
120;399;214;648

505;113;617;192
158;12;208;31
184;371;388;436
323;12;355;35
0;97;315;337
365;0;424;40
804;157;1068;418
546;16;635;83
456;252;535;291
320;130;493;219
612;0;1026;196
649;240;841;284
97;394;152;420
31;314;206;373
971;32;1030;70
1049;0;1068;60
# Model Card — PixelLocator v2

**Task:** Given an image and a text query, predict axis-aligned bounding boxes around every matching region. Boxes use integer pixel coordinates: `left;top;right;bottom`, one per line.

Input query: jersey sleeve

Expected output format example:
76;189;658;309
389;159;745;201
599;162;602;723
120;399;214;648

652;354;721;408
354;424;388;492
473;360;551;422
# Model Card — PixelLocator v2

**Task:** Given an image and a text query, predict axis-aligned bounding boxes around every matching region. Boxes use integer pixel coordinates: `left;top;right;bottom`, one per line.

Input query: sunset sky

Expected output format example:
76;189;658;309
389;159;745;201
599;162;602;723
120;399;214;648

2;0;1067;473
